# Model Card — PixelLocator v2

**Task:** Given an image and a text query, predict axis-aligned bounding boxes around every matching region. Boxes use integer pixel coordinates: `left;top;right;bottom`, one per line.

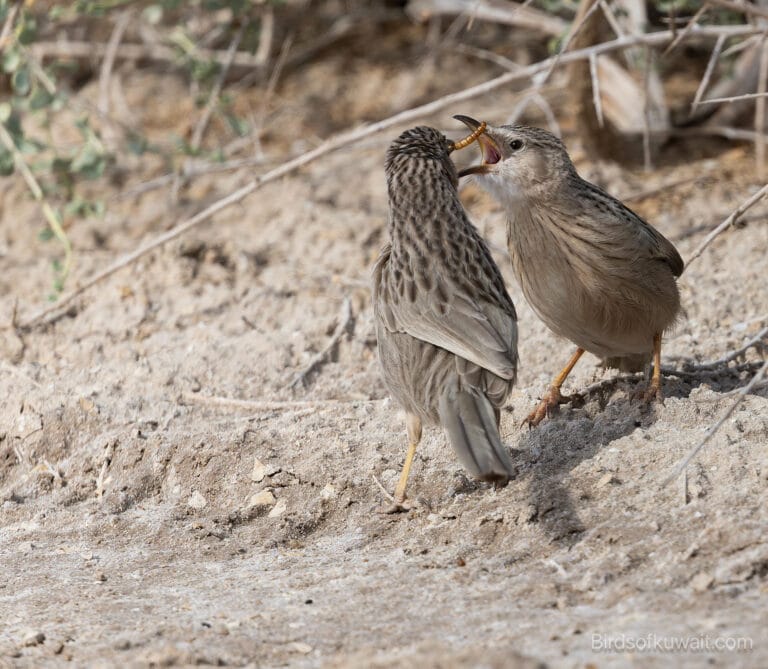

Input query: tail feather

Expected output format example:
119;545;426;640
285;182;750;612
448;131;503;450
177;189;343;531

438;389;514;484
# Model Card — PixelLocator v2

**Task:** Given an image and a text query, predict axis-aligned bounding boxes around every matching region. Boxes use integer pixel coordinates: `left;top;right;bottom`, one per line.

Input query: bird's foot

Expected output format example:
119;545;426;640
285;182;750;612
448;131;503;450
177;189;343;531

523;386;572;428
378;497;415;514
634;380;664;405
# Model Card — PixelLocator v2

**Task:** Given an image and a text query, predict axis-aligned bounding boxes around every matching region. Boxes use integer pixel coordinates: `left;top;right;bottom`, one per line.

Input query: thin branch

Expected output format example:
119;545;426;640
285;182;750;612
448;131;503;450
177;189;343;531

98;10;132;118
407;0;568;36
10;23;761;330
542;0;604;83
291;297;353;389
708;0;768;21
180;393;381;412
663;360;768;486
254;5;274;66
452;43;521;71
685;184;768;268
755;37;768;178
662;4;710;57
691;33;726;113
642;46;653;172
190;24;245;152
589;51;604;128
698;91;768;104
30;39;267;72
681;321;768;370
0;0;21;49
598;0;625;39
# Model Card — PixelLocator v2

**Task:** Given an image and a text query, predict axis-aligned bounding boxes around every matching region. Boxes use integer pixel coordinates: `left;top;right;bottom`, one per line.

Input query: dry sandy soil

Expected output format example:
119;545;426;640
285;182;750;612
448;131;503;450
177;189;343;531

1;19;767;669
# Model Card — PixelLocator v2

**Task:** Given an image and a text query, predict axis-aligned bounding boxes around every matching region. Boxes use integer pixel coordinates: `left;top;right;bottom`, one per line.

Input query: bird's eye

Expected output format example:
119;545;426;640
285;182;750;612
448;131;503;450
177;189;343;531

509;139;524;151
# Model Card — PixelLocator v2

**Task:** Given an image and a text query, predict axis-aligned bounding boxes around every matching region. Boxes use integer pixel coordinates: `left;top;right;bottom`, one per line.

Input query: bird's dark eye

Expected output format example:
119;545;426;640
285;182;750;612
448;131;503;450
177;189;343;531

509;139;524;151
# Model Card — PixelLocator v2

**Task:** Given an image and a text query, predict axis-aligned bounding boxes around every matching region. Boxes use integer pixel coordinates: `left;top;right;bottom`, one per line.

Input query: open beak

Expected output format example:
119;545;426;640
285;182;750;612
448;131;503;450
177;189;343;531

453;114;502;177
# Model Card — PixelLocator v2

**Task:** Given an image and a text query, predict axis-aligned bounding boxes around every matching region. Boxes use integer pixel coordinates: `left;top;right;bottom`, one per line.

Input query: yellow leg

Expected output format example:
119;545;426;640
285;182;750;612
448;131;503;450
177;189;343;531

524;347;585;427
644;332;663;402
386;413;422;513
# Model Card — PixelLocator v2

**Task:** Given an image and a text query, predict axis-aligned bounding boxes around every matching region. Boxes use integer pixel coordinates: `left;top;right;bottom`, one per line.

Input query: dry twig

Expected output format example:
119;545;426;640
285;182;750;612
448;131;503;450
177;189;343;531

663;360;768;486
190;24;245;152
589;52;604;127
291;297;353;389
10;23;759;331
181;393;381;412
407;0;567;36
685;184;768;268
691;33;727;113
662;4;710;57
755;38;768;177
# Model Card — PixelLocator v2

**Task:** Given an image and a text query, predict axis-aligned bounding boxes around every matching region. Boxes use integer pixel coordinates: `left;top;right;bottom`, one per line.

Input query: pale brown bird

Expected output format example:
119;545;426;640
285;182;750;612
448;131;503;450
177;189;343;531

455;115;683;427
372;125;518;511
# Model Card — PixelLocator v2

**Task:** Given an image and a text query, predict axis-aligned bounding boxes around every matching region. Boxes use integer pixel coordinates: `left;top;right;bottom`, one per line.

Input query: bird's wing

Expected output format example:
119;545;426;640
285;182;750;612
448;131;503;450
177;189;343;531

373;246;517;380
579;182;684;277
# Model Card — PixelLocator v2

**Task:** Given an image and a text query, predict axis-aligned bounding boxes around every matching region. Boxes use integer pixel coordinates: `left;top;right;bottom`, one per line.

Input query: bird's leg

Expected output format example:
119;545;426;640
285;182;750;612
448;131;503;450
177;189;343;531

382;413;422;513
640;333;664;403
524;347;585;428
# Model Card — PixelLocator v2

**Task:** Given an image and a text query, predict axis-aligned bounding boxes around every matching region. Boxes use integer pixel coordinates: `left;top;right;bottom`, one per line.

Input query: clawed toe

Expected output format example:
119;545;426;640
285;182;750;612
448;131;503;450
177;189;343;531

377;498;415;514
634;382;664;405
522;387;570;428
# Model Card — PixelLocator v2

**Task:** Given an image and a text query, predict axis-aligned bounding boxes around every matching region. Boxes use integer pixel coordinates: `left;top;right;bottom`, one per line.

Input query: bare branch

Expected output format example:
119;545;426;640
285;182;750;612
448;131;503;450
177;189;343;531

190;24;245;152
662;4;710;57
663;360;768;486
686;184;768;268
10;23;760;330
708;0;768;20
589;52;604;127
181;393;381;412
543;0;603;83
98;10;132;118
755;38;768;178
407;0;568;36
291;297;353;389
691;33;726;113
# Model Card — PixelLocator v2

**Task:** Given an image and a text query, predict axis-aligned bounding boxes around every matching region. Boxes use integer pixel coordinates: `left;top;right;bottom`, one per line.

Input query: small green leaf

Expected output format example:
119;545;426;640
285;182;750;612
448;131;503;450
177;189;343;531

142;4;163;24
38;228;55;241
29;85;55;110
11;66;31;96
2;48;21;73
0;147;14;176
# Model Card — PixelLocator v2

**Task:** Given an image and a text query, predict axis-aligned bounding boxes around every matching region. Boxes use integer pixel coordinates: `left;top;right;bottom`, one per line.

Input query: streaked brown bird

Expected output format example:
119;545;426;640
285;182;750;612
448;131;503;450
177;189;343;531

455;115;683;427
372;125;518;511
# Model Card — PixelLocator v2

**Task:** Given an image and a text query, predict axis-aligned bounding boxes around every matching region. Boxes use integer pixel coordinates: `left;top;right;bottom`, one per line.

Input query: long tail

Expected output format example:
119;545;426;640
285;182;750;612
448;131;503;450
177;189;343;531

438;389;515;484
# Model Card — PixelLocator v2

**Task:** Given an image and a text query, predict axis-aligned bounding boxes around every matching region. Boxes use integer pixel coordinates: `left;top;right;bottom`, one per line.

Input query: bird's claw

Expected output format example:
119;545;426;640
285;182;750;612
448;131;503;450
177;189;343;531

378;498;415;514
522;386;571;428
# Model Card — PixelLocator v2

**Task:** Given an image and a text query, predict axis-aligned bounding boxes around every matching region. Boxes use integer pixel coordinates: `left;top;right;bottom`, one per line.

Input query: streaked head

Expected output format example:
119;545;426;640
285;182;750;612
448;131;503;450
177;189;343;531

453;115;576;201
385;124;487;190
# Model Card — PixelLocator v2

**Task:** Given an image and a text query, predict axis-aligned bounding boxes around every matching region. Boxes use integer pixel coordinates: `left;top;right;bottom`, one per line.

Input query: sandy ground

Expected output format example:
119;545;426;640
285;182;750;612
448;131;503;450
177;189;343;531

1;24;767;668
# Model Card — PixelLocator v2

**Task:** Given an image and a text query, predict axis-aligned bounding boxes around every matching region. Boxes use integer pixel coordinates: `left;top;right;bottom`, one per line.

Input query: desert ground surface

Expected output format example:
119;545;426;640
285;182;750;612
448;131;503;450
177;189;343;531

1;13;767;669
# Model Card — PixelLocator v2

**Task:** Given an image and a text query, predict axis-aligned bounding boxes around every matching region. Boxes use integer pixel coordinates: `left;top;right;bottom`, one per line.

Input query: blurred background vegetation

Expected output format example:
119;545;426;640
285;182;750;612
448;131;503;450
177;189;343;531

0;0;763;297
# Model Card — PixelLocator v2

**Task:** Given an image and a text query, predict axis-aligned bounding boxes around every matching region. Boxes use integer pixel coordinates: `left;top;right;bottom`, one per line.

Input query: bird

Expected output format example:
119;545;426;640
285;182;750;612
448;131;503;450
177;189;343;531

372;124;519;512
454;115;683;427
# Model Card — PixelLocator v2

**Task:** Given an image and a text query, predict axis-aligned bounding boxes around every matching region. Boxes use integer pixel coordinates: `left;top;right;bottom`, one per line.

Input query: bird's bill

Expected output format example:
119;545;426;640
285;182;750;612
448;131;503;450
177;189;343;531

453;114;502;177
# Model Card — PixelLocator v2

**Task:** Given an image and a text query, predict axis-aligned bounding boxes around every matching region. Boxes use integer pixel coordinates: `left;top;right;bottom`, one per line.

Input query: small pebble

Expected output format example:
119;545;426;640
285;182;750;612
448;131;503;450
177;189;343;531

187;491;207;509
248;490;276;508
22;630;45;647
691;571;714;593
268;499;287;518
